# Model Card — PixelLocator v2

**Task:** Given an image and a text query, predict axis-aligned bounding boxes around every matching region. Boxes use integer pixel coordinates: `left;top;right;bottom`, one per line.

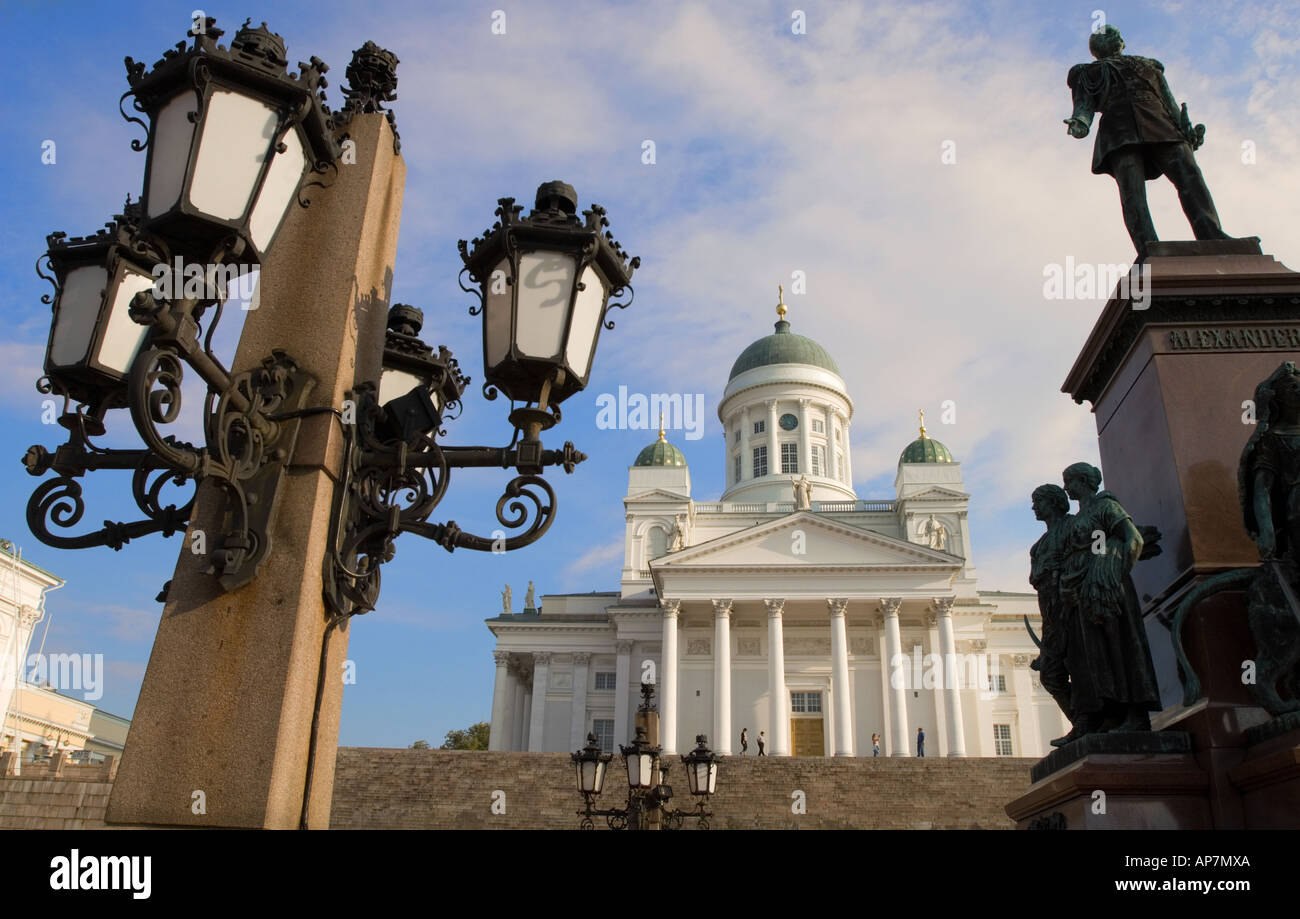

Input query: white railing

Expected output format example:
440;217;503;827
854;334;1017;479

692;499;896;514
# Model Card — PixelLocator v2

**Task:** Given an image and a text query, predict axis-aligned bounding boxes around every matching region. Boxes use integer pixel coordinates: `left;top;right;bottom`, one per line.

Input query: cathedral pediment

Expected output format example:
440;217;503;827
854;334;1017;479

624;488;691;503
653;512;960;571
902;486;969;500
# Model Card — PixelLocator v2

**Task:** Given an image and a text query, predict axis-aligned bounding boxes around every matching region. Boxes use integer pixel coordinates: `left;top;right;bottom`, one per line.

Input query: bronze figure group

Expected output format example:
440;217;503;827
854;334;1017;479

1030;463;1161;746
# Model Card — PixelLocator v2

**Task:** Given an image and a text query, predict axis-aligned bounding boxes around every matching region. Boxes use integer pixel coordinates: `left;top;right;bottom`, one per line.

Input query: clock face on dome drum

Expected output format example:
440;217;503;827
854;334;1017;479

779;413;799;431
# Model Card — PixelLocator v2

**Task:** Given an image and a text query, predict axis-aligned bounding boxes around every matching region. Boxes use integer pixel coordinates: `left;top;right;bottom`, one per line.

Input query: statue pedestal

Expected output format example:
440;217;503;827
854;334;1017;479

1018;241;1300;829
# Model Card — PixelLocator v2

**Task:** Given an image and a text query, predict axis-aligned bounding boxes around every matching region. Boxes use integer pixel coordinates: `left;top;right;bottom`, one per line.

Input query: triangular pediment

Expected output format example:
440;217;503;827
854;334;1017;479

624;488;691;503
905;486;969;500
652;511;960;571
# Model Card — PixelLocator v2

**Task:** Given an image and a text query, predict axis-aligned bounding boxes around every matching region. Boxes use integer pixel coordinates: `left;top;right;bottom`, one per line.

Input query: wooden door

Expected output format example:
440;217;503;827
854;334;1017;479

790;718;825;756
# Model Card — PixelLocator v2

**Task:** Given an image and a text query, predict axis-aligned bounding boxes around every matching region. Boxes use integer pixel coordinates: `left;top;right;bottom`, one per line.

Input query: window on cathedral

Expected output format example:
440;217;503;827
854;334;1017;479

594;672;616;691
987;673;1007;693
812;419;825;434
780;442;798;474
993;723;1014;756
733;453;742;483
812;445;825;476
733;428;740;443
646;527;667;560
753;420;765;435
753;446;768;478
790;691;822;713
593;719;615;753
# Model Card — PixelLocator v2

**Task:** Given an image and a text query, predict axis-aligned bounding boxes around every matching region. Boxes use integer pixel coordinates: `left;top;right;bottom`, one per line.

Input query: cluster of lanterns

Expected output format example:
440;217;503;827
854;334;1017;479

27;17;639;593
571;692;719;831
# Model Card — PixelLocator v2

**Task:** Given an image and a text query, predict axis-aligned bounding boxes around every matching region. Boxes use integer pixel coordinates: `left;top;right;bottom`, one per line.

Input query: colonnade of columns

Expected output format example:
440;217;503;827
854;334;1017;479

487;595;968;757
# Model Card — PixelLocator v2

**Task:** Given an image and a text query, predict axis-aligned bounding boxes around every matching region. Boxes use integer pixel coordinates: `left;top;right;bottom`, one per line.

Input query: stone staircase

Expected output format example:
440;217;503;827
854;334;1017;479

329;748;1038;829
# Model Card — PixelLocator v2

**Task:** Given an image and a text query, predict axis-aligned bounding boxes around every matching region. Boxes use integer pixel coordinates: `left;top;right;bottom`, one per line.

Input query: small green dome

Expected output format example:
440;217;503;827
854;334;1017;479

899;434;954;465
728;319;841;381
899;416;956;466
634;433;687;467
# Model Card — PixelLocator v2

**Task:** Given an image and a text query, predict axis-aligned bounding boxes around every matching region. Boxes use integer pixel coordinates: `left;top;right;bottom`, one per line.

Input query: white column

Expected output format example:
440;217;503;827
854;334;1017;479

926;612;947;756
876;614;891;755
614;639;633;746
713;599;733;754
510;666;526;751
839;410;853;486
659;601;680;753
798;398;812;477
527;652;550;752
766;400;779;479
738;406;750;485
521;687;532;750
935;597;966;756
1011;655;1038;756
489;650;512;751
765;599;790;756
570;652;591;750
828;599;854;756
881;598;909;756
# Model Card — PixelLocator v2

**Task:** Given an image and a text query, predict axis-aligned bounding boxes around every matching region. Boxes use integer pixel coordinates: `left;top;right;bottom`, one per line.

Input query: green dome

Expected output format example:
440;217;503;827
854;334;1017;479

899;432;954;465
634;434;687;467
728;319;841;381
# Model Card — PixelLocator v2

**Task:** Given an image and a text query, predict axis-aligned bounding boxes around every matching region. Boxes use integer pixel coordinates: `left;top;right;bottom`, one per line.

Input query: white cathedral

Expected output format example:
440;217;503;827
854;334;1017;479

486;296;1065;758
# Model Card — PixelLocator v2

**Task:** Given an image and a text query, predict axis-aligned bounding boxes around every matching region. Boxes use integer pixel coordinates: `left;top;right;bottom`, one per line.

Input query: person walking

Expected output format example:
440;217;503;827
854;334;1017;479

757;731;766;756
740;728;748;755
872;732;880;757
917;727;926;757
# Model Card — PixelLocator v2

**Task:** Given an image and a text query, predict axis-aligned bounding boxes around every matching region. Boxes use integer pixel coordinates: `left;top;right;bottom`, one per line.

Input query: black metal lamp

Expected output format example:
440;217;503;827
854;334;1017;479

681;734;719;798
37;203;157;418
620;725;661;791
458;181;639;413
378;304;467;443
122;17;341;264
571;732;613;796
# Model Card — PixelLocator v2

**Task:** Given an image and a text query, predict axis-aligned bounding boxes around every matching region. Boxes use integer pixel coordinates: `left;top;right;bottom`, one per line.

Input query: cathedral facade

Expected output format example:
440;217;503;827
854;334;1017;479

486;303;1064;758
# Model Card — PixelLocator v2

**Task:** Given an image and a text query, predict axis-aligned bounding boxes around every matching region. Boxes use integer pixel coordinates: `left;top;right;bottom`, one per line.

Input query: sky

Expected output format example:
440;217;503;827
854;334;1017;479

1;0;1297;747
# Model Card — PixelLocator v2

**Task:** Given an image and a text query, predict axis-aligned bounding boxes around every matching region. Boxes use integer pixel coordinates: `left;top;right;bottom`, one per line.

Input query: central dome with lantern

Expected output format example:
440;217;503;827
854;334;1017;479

717;287;856;504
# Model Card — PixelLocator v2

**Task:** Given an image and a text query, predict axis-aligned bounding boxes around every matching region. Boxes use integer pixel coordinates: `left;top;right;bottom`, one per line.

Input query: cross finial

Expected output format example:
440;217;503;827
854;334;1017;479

776;284;787;321
658;411;666;442
918;409;928;437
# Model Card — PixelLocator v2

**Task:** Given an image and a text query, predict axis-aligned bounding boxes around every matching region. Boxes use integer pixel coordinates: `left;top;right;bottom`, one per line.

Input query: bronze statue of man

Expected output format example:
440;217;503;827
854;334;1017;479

1028;484;1077;746
1058;462;1161;735
1065;25;1231;258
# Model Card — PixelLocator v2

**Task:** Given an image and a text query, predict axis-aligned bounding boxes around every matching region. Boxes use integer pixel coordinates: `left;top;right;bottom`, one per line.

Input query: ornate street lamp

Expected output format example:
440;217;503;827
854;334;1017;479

571;732;613;798
122;17;341;264
36;203;156;419
572;684;715;830
22;18;346;587
682;734;720;797
459;181;639;472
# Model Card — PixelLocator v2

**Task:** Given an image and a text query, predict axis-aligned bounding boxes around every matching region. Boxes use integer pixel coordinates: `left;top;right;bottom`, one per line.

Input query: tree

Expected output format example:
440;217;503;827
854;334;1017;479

411;740;430;750
440;721;491;750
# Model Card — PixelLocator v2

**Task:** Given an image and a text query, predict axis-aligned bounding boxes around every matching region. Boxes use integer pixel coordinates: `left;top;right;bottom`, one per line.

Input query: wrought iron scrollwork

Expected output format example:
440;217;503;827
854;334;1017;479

324;378;585;616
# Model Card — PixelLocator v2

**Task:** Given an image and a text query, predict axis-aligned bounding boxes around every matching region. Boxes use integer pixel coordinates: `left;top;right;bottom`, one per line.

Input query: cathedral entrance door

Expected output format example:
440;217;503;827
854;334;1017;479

790;717;825;756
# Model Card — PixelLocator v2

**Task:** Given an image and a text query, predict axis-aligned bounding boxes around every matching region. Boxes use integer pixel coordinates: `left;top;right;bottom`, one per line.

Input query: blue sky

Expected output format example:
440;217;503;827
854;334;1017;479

1;0;1297;746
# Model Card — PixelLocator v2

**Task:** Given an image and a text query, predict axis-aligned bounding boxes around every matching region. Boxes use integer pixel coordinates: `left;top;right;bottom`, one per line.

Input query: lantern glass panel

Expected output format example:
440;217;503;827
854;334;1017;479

625;752;641;788
189;90;279;221
248;124;306;253
593;759;607;794
48;265;109;369
147;94;197;218
706;762;717;795
377;368;424;408
484;256;511;369
514;251;575;360
565;264;607;382
98;262;156;375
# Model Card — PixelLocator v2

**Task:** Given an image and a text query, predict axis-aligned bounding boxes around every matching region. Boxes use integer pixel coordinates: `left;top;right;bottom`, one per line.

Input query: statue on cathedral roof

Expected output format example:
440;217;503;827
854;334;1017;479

525;580;537;611
502;584;512;615
793;475;812;510
917;514;947;551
